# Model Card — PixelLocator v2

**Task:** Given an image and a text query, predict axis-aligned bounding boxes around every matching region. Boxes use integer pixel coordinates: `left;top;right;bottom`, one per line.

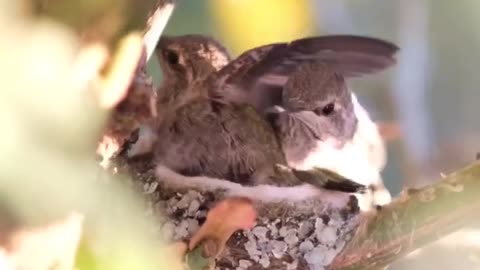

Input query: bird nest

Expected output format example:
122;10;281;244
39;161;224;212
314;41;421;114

119;156;362;270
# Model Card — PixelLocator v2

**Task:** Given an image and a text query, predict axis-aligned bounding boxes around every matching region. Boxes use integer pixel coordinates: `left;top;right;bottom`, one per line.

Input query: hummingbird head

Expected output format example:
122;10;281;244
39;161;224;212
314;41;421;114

156;35;231;86
279;62;357;145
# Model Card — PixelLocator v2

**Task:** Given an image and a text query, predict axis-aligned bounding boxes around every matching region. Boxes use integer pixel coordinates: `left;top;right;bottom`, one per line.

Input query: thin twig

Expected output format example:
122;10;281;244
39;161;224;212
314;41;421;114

143;0;176;61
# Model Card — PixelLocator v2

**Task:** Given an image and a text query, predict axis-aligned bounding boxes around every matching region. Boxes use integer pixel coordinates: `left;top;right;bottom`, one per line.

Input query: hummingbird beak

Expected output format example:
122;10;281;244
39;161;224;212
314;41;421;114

288;108;307;113
287;111;323;140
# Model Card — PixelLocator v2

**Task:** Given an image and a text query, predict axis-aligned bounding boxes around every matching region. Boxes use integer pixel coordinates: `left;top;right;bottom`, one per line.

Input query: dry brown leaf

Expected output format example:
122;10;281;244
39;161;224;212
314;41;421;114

188;197;257;258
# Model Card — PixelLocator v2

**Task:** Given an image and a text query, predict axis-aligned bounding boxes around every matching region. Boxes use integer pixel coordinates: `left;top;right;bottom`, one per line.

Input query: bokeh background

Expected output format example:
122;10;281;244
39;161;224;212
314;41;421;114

151;0;480;268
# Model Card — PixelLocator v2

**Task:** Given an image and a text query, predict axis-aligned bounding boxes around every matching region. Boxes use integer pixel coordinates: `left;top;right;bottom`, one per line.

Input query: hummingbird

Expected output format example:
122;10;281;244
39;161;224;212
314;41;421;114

265;62;393;209
125;35;231;158
146;35;398;196
150;34;381;192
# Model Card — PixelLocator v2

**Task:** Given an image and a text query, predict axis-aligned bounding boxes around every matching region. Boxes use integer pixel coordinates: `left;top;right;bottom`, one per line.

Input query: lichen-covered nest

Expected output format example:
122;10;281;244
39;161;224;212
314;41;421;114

116;155;362;270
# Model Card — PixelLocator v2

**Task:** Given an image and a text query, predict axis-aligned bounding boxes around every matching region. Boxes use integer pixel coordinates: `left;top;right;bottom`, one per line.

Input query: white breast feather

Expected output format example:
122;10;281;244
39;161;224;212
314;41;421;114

287;93;387;187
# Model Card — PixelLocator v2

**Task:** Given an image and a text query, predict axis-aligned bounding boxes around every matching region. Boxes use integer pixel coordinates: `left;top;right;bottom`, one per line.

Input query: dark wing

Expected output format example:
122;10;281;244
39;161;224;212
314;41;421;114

209;35;399;112
207;43;280;108
287;35;399;77
292;168;367;193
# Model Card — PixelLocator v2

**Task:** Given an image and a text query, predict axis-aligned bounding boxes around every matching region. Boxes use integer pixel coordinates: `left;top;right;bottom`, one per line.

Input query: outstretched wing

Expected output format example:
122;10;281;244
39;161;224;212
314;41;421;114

209;35;399;113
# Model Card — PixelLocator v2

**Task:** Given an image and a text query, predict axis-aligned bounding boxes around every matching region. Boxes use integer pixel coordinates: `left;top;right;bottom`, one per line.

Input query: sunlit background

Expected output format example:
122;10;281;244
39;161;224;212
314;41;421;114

153;0;480;268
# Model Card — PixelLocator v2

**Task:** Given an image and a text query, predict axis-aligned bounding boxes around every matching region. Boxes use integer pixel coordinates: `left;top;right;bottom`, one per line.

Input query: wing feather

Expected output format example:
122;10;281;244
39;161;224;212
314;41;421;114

209;35;398;112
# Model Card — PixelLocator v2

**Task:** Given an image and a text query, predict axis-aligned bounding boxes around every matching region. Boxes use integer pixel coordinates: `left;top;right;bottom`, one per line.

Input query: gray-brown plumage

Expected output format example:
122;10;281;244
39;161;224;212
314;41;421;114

268;62;357;161
152;34;369;192
267;62;394;209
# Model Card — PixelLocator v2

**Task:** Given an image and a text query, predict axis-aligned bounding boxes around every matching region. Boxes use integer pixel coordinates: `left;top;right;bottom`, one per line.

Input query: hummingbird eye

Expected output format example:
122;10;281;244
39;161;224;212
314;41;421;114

164;49;179;65
314;102;335;116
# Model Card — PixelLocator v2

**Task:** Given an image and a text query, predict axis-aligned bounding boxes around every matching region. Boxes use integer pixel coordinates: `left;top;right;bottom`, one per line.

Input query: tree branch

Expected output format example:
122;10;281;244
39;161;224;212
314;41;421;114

329;161;480;270
96;0;176;166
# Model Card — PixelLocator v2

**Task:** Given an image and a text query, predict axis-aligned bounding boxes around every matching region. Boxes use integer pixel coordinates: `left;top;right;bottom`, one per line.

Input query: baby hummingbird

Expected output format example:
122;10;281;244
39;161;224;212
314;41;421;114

125;35;231;157
267;61;394;209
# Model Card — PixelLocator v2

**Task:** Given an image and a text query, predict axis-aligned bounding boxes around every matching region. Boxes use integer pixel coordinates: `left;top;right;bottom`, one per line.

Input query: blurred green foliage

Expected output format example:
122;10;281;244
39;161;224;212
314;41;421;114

0;1;175;269
28;0;160;47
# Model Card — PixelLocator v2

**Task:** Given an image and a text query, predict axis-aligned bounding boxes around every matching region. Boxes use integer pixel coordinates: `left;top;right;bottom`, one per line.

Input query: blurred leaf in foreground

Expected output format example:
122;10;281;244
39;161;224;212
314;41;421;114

0;1;176;269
